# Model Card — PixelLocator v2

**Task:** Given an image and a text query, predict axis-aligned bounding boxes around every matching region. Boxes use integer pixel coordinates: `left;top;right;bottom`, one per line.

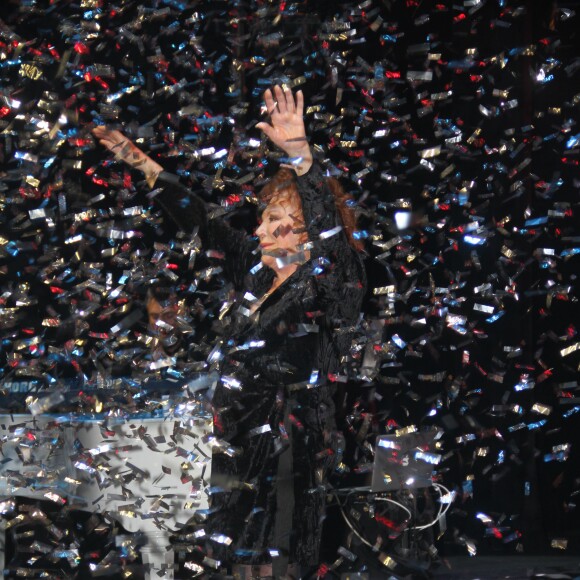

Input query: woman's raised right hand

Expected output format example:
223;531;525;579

92;126;163;187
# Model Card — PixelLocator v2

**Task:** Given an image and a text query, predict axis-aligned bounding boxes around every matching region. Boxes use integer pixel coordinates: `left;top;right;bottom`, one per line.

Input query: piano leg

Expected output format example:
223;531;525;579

136;530;174;579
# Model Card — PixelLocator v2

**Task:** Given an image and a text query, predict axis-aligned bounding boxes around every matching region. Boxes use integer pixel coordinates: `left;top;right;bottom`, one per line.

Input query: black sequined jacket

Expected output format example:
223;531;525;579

156;162;366;568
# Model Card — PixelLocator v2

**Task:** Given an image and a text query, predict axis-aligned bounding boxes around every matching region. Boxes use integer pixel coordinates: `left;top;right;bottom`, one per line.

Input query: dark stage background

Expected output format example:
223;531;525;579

1;0;579;577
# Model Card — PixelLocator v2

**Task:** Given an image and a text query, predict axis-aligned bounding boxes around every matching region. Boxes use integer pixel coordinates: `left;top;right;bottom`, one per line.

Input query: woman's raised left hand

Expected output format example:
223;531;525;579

256;85;313;176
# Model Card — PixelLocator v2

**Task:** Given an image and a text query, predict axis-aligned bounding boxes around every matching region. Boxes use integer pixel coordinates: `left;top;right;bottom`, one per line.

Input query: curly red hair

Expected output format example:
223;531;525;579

258;168;364;252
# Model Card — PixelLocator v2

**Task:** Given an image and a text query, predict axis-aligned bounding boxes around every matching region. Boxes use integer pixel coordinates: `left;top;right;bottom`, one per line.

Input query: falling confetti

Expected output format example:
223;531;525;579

0;0;579;576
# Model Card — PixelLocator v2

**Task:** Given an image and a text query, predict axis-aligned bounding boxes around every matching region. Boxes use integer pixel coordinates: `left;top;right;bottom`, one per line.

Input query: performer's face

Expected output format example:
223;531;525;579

147;297;178;333
256;196;307;271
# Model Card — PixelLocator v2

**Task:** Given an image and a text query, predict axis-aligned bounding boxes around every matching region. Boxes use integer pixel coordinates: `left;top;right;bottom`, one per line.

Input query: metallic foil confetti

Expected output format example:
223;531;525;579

0;0;579;576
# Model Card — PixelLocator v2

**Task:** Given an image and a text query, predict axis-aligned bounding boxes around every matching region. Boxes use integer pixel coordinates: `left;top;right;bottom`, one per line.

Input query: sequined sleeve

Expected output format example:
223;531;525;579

154;172;259;290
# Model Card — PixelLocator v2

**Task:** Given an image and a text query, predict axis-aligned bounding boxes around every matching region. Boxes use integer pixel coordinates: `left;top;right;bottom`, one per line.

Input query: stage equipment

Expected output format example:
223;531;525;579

332;428;449;578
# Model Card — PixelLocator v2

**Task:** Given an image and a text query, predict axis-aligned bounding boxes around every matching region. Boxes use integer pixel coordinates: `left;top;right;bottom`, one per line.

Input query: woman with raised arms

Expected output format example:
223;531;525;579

94;85;366;579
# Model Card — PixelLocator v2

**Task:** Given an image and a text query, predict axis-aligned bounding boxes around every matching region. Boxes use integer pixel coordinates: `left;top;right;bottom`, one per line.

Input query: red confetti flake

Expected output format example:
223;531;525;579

305;310;323;319
74;41;90;55
375;513;399;529
18;186;40;198
70;138;91;147
288;414;304;430
537;369;553;383
64;95;77;108
226;193;241;204
95;76;109;90
213;413;223;435
47;44;59;58
474;363;488;376
515;364;534;371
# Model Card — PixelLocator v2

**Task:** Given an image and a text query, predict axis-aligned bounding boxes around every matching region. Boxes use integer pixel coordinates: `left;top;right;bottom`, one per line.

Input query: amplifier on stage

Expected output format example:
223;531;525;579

371;428;442;492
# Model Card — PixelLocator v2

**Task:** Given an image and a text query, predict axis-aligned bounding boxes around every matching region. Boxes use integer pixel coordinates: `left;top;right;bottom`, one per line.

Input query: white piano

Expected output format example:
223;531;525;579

0;377;214;578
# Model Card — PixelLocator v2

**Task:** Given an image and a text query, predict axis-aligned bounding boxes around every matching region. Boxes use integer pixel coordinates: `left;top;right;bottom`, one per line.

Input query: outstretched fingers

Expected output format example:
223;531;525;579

262;85;303;119
295;89;304;117
283;86;295;114
92;127;125;151
273;85;286;114
92;125;110;137
263;88;276;117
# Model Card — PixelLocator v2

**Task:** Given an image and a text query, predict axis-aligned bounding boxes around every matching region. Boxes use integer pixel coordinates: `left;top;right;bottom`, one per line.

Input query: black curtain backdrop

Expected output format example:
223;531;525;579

0;0;579;576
